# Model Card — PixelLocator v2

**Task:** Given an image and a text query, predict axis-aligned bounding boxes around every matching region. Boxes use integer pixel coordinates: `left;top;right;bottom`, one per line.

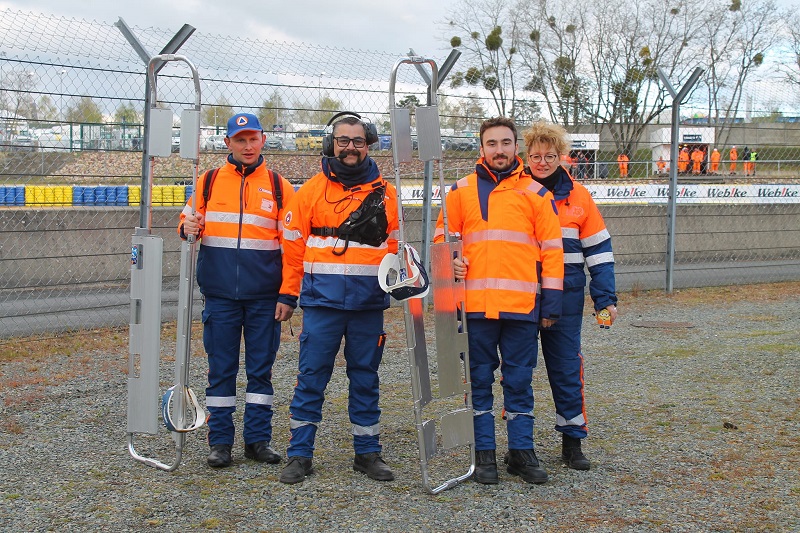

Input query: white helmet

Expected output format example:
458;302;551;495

378;244;430;300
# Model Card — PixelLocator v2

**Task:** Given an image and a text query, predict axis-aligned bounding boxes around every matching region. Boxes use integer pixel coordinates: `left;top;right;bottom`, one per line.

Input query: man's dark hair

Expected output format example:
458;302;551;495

332;116;367;138
480;117;517;145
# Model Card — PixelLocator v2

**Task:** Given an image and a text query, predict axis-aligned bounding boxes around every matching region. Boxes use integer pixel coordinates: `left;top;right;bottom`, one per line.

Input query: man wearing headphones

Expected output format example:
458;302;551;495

275;113;399;484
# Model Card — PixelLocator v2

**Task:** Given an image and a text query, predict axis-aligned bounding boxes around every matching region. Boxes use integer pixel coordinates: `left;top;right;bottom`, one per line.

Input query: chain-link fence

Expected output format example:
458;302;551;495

1;9;799;339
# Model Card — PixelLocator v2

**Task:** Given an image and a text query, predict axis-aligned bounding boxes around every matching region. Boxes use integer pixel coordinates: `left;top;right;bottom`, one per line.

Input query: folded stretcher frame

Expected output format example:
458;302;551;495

388;57;475;493
127;54;205;471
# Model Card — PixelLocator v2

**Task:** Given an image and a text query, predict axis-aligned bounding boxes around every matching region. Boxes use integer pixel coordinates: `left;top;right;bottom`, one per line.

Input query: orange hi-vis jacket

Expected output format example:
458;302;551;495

178;155;295;300
279;160;399;311
691;149;704;172
434;157;564;322
678;149;690;172
710;149;721;172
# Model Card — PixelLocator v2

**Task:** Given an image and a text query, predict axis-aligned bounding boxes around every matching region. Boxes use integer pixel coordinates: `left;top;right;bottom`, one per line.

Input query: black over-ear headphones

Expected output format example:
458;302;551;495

322;111;379;157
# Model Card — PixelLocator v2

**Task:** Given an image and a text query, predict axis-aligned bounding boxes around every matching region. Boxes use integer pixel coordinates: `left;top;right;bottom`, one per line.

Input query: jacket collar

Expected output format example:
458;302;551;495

227;153;264;178
475;155;525;184
525;165;574;201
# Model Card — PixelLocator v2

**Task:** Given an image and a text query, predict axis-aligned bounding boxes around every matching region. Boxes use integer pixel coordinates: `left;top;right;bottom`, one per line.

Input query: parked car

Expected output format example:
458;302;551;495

369;133;392;151
267;136;296;151
444;131;479;151
11;133;38;152
203;134;226;151
295;129;325;151
281;137;297;151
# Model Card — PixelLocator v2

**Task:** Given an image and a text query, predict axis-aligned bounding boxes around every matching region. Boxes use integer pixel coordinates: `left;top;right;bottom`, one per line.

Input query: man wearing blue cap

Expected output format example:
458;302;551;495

179;113;295;468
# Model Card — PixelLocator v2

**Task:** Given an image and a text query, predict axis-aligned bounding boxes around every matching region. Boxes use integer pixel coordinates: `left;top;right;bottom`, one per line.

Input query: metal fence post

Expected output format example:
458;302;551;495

657;66;704;293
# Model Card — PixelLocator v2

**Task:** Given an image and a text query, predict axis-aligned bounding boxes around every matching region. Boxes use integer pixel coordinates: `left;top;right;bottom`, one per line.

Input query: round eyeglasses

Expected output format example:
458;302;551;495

528;153;559;164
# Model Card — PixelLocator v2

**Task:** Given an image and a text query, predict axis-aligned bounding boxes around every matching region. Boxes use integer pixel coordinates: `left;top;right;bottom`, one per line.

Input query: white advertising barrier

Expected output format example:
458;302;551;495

400;184;800;205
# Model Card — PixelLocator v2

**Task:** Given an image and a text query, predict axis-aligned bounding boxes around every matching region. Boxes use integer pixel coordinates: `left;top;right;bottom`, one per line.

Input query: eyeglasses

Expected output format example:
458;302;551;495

334;136;367;148
528;153;559;164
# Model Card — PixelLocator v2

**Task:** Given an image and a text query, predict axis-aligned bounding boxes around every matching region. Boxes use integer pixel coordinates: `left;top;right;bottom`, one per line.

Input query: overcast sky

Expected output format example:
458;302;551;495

0;0;453;56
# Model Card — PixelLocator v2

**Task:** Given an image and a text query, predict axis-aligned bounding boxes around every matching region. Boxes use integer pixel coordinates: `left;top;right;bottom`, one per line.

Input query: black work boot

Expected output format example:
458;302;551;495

353;452;395;481
504;449;548;484
244;441;281;464
473;449;499;484
562;434;591;470
207;444;233;468
279;456;314;484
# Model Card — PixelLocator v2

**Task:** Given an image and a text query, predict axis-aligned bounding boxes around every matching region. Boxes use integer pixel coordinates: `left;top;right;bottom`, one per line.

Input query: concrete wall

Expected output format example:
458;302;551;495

1;204;799;290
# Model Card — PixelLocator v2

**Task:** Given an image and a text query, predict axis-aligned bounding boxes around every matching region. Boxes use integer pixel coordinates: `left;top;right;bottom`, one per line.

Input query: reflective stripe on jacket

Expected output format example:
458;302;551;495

279;168;399;310
178;158;295;300
434;156;563;321
548;166;617;311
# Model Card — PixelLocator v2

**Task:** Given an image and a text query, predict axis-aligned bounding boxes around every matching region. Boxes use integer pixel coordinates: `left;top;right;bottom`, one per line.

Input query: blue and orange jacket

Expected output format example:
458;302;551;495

543;165;616;312
434;156;564;322
178;154;295;300
279;158;399;311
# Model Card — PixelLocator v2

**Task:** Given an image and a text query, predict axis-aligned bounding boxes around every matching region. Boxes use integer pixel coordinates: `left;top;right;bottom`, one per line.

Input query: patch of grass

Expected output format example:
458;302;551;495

0;327;128;362
740;329;785;337
621;281;800;310
759;343;798;356
199;518;222;529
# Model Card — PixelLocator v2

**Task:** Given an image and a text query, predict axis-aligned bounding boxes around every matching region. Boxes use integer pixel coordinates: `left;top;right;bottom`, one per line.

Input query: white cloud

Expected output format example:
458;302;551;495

0;0;451;55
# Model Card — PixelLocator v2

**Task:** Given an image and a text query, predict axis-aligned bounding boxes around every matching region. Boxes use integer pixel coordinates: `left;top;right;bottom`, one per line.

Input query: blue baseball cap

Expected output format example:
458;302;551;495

226;113;263;137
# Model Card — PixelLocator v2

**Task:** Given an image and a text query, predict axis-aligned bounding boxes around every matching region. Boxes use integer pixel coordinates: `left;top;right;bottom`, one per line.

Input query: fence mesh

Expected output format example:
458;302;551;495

1;9;799;339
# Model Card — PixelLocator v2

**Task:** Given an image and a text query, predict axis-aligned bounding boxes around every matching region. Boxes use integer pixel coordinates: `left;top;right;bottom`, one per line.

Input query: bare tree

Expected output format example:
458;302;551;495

1;68;38;126
573;0;699;154
784;12;800;90
444;0;524;118
696;0;785;149
513;0;589;126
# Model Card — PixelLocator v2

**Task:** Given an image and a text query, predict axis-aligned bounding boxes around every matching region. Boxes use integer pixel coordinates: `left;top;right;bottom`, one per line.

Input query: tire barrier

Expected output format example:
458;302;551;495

0;185;192;206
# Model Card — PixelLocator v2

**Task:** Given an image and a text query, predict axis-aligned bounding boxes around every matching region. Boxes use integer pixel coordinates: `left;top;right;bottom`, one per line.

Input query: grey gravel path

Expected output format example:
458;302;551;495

1;285;798;532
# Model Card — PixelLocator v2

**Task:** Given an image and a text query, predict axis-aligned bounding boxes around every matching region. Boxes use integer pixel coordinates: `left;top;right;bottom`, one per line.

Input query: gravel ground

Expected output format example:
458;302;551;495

1;283;799;532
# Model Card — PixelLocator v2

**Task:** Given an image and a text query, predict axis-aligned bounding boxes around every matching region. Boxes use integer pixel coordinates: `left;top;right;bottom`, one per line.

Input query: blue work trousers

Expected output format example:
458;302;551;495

287;307;386;458
468;317;538;451
539;288;588;438
202;296;280;447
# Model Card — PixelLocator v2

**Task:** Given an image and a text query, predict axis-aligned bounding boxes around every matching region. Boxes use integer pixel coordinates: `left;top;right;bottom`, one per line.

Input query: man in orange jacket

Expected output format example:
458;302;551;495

179;113;295;468
276;113;399;485
434;117;564;485
656;156;666;175
691;147;704;175
709;148;721;174
729;146;738;175
678;146;690;173
617;152;629;178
